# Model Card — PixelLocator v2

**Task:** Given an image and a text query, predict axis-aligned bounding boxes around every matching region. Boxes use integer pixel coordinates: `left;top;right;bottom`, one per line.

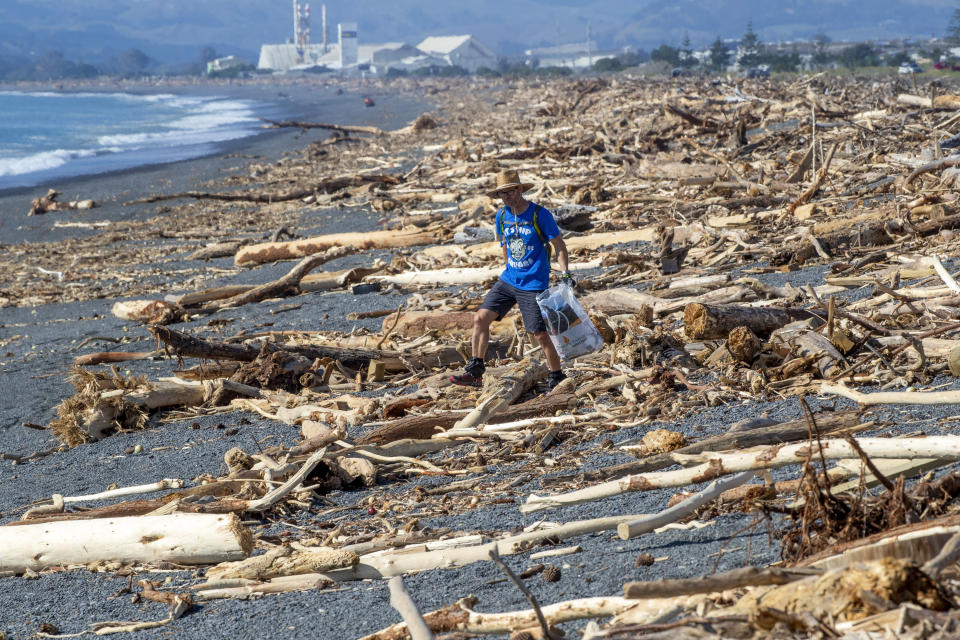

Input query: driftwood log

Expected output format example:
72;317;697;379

235;229;435;266
683;303;817;339
125;173;400;206
454;357;549;431
148;325;482;372
0;513;251;573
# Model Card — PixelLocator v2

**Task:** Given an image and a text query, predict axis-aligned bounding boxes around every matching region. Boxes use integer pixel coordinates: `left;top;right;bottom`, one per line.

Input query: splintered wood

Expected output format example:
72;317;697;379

14;73;960;639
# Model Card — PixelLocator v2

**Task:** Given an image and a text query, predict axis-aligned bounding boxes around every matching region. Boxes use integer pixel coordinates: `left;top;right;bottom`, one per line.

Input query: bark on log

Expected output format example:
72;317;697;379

235;229;435;266
203;247;352;311
357;393;576;445
624;566;816;599
454;357;549;430
683;303;816;339
0;513;251;573
541;411;865;487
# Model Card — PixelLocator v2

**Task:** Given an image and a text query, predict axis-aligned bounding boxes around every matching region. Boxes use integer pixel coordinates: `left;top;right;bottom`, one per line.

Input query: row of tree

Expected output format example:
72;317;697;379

649;21;943;73
0;48;225;82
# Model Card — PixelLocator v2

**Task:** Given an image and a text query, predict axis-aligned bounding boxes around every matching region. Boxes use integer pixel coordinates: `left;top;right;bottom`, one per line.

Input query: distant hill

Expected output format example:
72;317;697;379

0;0;955;66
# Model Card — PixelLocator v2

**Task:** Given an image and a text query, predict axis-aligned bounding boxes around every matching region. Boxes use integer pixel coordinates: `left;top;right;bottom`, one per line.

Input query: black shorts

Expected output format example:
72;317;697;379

480;279;547;333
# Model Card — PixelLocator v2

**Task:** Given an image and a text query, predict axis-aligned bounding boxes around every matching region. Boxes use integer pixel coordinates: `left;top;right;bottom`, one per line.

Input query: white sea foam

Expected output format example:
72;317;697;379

0;148;97;177
0;91;263;181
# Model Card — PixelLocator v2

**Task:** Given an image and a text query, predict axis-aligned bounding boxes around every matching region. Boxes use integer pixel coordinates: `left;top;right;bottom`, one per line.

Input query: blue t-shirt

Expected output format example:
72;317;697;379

495;202;561;291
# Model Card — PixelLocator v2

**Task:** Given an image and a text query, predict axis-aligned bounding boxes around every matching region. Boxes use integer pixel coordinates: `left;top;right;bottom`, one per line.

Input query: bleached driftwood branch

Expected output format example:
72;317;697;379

522;436;960;513
617;471;754;540
822;383;960;405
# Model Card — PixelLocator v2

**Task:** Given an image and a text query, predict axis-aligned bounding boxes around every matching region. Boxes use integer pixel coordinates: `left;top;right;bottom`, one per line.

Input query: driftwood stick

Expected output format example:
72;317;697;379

575;368;656;397
203;247;353;310
822;383;960;405
924;254;960;294
489;547;557;640
24;478;184;517
616;471;754;540
244;449;326;513
905;154;960;186
388;576;435;640
623;566;818;599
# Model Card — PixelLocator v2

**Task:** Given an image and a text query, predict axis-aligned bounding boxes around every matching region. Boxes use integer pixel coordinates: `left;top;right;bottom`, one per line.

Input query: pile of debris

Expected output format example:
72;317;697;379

9;73;960;638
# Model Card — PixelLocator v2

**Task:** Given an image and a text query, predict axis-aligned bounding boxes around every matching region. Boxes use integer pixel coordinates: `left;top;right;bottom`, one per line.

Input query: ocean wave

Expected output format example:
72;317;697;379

0;148;98;177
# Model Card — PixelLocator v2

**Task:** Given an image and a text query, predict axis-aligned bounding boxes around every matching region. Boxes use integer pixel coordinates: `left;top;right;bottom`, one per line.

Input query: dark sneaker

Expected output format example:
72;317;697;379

449;372;483;387
547;371;567;391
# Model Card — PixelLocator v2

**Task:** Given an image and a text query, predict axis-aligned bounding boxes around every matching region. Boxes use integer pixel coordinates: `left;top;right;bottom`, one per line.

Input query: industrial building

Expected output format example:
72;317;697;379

416;35;497;72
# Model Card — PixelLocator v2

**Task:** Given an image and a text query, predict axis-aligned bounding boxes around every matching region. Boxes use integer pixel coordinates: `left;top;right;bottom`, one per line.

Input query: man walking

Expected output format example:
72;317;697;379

450;169;573;390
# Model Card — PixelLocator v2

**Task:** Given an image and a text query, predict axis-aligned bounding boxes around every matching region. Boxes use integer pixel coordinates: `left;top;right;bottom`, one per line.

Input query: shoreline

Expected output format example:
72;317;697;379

0;78;429;247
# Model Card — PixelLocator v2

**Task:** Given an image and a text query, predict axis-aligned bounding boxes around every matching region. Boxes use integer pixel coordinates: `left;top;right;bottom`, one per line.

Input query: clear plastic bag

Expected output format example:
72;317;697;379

536;283;604;360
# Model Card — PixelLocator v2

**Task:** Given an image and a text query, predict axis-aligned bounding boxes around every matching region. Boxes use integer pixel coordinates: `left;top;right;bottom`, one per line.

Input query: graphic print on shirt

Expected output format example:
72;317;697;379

508;234;528;262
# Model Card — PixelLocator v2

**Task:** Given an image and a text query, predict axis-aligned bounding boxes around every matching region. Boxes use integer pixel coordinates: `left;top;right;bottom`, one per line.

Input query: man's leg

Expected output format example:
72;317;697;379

534;331;562;371
472;308;498;360
451;282;514;387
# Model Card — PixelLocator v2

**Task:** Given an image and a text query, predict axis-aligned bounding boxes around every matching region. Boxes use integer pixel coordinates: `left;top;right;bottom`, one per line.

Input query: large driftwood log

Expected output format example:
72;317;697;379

357;393;576;445
544;411;864;487
683;303;816;339
148;325;454;372
454;358;549;430
235;229;435;266
523;436;960;513
0;513;251;573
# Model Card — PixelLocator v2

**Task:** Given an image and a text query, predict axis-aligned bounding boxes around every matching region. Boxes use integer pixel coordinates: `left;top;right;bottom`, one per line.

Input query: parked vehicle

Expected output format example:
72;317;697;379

899;62;923;74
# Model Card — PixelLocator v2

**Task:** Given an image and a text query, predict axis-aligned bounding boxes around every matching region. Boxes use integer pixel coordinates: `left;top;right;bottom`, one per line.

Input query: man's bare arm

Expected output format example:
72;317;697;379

550;236;570;273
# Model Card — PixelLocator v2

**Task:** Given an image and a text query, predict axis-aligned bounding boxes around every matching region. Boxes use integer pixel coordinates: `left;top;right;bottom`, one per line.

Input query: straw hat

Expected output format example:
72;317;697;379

486;169;534;197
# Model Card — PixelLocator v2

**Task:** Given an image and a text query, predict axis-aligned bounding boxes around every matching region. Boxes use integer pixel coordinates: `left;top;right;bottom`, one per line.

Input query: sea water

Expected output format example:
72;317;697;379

0;91;267;190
